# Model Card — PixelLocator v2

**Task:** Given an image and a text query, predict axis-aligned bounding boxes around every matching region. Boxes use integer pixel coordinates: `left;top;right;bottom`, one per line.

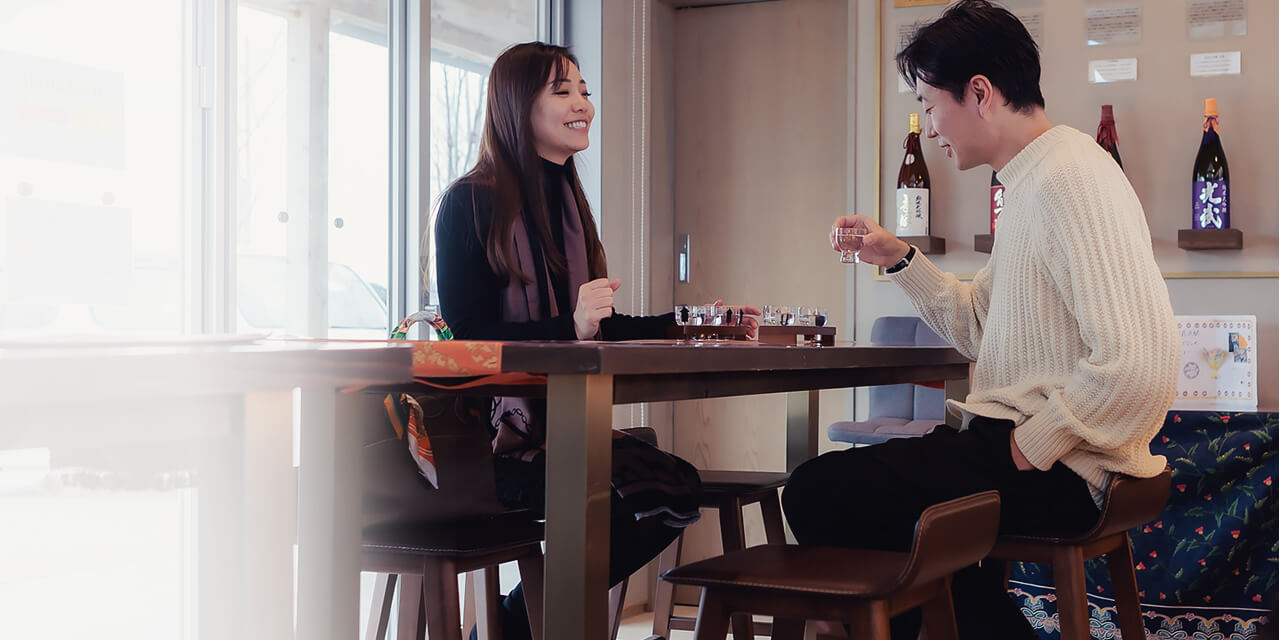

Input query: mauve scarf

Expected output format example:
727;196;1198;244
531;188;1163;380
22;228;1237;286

491;177;587;461
489;176;701;528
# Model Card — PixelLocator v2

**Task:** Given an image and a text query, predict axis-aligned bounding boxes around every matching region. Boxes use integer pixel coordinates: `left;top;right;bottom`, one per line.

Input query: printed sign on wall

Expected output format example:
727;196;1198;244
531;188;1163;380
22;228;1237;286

1172;315;1257;411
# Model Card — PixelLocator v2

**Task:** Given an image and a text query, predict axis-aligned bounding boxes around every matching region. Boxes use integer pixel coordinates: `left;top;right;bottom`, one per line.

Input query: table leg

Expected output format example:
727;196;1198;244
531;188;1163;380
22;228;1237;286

296;388;363;640
785;390;819;472
544;373;615;640
243;392;297;640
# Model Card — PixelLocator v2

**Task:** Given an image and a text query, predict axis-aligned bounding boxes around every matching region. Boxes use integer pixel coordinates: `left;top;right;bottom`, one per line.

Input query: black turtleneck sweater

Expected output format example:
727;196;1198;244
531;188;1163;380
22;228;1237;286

434;159;674;341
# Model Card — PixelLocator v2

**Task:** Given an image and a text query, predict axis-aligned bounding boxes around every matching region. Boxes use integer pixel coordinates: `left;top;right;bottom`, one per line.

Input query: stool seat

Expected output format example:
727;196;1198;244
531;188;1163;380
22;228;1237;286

993;469;1171;548
699;470;791;497
363;511;544;557
661;491;1002;640
663;545;915;599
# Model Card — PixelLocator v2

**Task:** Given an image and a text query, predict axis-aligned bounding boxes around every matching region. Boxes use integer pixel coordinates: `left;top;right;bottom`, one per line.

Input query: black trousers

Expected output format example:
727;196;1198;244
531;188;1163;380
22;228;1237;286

782;416;1101;640
494;443;698;588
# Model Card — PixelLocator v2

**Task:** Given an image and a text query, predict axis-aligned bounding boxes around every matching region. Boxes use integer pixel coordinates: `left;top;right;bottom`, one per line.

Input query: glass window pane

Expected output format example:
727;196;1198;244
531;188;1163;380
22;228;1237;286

329;15;390;337
427;0;540;304
235;4;289;335
235;1;390;338
0;1;189;338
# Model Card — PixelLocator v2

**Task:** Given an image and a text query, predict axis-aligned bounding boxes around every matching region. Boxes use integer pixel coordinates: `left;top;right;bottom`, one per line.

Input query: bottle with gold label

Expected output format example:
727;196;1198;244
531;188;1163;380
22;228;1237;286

895;113;931;236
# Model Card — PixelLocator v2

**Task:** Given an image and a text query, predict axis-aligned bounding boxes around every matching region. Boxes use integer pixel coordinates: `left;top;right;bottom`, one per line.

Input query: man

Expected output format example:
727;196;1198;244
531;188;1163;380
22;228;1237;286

781;1;1179;638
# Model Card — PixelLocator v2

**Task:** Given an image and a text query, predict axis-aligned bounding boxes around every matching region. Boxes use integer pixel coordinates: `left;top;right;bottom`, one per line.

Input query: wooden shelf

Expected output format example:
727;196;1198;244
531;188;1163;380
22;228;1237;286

757;325;836;346
1178;228;1243;250
900;235;946;254
974;234;994;254
667;325;751;341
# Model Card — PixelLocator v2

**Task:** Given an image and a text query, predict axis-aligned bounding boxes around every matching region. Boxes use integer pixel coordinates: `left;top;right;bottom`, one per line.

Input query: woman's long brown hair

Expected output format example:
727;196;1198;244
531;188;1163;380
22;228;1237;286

454;42;607;284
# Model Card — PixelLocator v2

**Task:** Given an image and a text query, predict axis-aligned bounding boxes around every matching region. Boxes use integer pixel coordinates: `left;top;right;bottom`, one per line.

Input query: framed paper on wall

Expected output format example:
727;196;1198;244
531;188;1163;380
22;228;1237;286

1172;315;1257;411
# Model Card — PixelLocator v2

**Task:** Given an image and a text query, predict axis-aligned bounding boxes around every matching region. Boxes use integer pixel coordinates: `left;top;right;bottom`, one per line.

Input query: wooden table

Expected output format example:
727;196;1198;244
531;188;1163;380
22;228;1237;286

398;339;972;640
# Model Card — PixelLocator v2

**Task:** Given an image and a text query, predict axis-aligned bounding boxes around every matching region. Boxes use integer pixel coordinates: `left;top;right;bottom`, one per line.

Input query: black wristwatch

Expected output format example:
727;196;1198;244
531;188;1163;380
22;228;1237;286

885;245;917;274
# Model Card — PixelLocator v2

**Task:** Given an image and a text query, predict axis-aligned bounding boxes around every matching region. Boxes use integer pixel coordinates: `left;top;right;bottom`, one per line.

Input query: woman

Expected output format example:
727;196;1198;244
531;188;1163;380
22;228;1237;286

435;42;721;638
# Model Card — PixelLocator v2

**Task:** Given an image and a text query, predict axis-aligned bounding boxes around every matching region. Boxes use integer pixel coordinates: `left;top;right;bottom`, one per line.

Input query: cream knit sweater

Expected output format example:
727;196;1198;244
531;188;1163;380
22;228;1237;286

889;125;1179;505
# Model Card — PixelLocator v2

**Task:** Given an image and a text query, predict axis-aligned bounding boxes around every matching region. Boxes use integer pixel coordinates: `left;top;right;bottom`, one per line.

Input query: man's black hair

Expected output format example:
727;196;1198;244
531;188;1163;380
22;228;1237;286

896;0;1045;113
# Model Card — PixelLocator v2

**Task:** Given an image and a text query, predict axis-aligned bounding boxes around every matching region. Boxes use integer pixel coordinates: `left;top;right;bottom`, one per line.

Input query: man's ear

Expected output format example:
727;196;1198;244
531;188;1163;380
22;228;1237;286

970;75;995;116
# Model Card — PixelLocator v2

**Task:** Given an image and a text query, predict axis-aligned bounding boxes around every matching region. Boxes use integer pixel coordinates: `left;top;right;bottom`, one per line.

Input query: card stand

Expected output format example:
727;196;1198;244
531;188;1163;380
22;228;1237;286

757;325;836;346
1177;228;1243;250
667;325;752;341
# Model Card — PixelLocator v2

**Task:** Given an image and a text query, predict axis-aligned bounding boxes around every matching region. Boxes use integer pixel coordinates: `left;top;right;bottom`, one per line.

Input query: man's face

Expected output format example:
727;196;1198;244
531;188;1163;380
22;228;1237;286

917;80;987;171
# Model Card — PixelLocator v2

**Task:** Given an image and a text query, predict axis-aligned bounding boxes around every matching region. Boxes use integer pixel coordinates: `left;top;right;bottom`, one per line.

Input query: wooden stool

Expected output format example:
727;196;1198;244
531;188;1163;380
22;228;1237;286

661;491;1002;640
610;428;788;640
987;468;1172;640
363;515;544;640
358;390;546;640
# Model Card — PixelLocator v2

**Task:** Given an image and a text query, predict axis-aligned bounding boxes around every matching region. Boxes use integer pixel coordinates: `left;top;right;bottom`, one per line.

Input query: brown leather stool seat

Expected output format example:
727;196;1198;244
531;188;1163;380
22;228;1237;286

987;468;1172;640
661;491;1001;640
610;428;789;640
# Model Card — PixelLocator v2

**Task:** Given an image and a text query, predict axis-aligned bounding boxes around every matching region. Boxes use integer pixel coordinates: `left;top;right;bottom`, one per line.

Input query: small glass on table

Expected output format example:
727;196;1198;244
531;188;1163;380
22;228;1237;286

762;305;779;325
778;305;796;326
674;304;692;326
813;307;829;327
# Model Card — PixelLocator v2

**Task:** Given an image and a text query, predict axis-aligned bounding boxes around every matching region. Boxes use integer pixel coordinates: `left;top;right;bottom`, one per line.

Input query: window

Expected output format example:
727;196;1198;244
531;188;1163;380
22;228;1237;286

0;0;191;338
0;0;551;341
236;0;391;339
425;0;541;305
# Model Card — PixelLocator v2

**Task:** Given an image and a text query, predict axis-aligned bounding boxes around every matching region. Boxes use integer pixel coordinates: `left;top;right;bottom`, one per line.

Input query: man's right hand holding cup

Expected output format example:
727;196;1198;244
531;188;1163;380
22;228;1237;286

830;214;912;268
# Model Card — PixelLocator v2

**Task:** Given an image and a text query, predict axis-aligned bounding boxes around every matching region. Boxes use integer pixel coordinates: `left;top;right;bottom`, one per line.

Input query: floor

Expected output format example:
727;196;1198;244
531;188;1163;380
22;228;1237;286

617;607;700;640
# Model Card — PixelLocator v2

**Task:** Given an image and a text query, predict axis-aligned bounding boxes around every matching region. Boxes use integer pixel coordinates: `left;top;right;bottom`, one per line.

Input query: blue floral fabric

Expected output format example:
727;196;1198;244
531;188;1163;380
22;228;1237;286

1009;410;1277;639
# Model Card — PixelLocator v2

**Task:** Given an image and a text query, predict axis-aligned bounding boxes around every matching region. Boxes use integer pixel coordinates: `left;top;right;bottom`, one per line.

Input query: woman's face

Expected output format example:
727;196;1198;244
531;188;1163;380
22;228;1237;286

530;60;594;164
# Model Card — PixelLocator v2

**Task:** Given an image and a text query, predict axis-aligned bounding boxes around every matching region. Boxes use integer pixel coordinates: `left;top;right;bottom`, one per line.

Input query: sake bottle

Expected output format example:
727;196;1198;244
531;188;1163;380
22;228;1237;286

895;113;931;236
1192;98;1229;230
1096;104;1123;169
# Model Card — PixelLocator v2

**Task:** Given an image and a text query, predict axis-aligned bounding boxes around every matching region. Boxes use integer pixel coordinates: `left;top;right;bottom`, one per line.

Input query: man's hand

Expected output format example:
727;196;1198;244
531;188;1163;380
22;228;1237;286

830;214;911;268
1010;430;1035;471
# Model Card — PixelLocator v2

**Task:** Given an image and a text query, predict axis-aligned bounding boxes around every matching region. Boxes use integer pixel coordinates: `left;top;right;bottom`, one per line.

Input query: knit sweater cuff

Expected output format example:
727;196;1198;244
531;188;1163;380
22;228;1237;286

1012;397;1083;470
887;248;947;302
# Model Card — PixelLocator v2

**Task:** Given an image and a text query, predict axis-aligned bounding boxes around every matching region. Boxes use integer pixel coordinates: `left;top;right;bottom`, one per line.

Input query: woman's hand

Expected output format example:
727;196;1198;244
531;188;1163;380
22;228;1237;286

575;278;621;340
707;299;762;340
830;214;911;268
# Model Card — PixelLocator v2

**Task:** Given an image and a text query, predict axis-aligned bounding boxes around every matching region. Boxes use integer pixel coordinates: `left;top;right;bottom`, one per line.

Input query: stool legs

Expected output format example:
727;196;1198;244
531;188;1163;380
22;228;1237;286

1107;535;1146;640
717;495;756;640
474;566;502;640
918;577;959;640
517;550;546;640
759;491;787;545
770;618;806;640
651;537;682;638
366;573;397;640
397;573;426;640
608;578;628;639
692;590;733;640
1052;546;1089;640
422;558;463;640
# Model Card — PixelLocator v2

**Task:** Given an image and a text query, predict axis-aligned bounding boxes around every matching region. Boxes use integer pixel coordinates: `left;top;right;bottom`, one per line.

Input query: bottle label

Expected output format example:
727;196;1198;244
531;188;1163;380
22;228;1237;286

989;184;1005;235
1193;179;1230;229
896;187;929;236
